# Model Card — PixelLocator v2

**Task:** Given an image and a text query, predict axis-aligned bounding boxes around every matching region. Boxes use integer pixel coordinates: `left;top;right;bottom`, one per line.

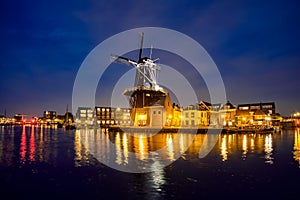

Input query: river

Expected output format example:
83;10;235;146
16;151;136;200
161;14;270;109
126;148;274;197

0;126;299;199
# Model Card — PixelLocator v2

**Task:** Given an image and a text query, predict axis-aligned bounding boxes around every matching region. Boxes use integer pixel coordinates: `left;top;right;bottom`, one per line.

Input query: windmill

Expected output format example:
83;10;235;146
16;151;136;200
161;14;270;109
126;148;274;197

111;32;162;91
110;32;174;127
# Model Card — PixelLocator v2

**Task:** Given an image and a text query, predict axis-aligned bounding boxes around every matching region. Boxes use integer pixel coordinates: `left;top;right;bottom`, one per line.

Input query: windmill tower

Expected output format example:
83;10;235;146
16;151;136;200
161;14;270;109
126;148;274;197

111;33;174;127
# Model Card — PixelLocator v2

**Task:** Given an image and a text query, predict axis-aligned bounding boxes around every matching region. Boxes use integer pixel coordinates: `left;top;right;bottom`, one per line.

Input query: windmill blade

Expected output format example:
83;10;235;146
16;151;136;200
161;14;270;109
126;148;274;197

110;54;137;67
138;32;144;62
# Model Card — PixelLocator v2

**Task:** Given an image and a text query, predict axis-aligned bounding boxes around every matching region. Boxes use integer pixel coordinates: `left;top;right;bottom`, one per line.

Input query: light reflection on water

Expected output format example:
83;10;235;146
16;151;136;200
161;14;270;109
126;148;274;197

0;126;299;168
0;125;299;199
293;128;300;167
74;129;279;168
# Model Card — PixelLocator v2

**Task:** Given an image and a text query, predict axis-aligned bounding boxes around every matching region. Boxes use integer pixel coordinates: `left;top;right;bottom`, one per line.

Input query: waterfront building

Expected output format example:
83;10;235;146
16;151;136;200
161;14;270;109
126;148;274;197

0;115;6;124
235;109;268;127
13;114;25;125
95;107;115;126
237;102;275;115
182;101;212;127
43;111;56;120
75;107;94;126
43;111;57;124
171;104;182;127
288;111;300;127
219;101;237;126
182;104;200;127
114;107;132;126
236;102;276;127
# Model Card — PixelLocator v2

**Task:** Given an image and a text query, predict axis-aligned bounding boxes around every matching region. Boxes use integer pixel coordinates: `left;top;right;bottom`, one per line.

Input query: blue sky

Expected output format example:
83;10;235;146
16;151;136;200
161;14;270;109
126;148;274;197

0;0;300;117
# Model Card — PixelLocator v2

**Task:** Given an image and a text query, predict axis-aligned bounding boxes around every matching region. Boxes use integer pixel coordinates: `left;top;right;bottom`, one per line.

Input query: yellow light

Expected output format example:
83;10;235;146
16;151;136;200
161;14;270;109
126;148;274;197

138;114;146;120
168;114;173;119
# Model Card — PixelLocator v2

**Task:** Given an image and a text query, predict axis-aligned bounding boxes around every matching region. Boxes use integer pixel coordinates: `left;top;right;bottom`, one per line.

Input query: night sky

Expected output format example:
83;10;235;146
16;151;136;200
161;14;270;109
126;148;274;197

1;0;300;117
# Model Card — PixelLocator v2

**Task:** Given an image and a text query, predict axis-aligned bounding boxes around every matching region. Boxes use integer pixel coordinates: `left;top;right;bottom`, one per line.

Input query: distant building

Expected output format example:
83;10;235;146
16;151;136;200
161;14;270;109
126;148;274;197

95;107;115;126
219;101;237;126
182;101;213;127
114;107;132;126
13;114;25;125
76;107;94;126
235;102;276;127
237;102;275;115
43;111;56;120
0;115;6;124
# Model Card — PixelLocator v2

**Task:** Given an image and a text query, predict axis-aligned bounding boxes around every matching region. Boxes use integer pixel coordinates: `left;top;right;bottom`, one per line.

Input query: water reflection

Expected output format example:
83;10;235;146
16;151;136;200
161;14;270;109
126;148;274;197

0;126;298;169
242;134;248;160
74;129;279;168
74;129;195;172
293;128;300;168
0;125;62;166
29;126;36;162
0;126;15;166
218;133;274;163
20;126;26;164
220;135;228;161
264;134;273;164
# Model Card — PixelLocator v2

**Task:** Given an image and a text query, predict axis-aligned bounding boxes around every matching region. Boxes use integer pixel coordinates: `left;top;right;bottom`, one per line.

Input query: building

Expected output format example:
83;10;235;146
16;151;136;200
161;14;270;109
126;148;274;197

0;115;6;125
237;102;275;115
125;87;175;127
95;107;115;126
114;107;132;126
236;102;276;127
182;101;214;127
219;101;237;126
43;111;56;120
75;107;94;126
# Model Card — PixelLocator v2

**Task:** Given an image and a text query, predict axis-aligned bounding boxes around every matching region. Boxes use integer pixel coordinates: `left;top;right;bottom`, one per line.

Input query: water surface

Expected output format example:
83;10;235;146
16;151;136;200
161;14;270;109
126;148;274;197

0;126;299;199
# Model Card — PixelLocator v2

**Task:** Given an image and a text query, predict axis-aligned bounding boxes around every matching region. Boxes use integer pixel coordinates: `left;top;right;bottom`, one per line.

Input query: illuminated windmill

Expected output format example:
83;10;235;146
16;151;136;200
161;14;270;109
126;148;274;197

111;32;162;91
111;33;174;127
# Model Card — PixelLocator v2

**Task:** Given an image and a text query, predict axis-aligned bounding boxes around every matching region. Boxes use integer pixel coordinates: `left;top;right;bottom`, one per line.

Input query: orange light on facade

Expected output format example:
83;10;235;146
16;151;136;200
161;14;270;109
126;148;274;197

138;114;146;120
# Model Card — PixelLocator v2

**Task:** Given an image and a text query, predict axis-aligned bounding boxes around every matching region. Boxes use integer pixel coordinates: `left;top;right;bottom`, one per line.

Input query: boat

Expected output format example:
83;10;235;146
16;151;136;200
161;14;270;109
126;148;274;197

63;104;76;130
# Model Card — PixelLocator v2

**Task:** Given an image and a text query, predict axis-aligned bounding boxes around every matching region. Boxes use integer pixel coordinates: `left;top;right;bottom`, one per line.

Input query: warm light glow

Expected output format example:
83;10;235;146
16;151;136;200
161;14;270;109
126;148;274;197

166;134;175;161
242;134;247;159
220;135;228;161
123;133;128;164
115;133;122;164
20;126;26;164
293;128;300;168
138;114;146;120
29;126;35;162
264;134;273;164
138;135;148;160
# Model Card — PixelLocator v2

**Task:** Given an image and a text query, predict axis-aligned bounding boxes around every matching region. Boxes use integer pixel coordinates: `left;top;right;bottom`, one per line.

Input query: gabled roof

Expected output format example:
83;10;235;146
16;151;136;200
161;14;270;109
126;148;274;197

221;101;236;109
254;109;266;116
